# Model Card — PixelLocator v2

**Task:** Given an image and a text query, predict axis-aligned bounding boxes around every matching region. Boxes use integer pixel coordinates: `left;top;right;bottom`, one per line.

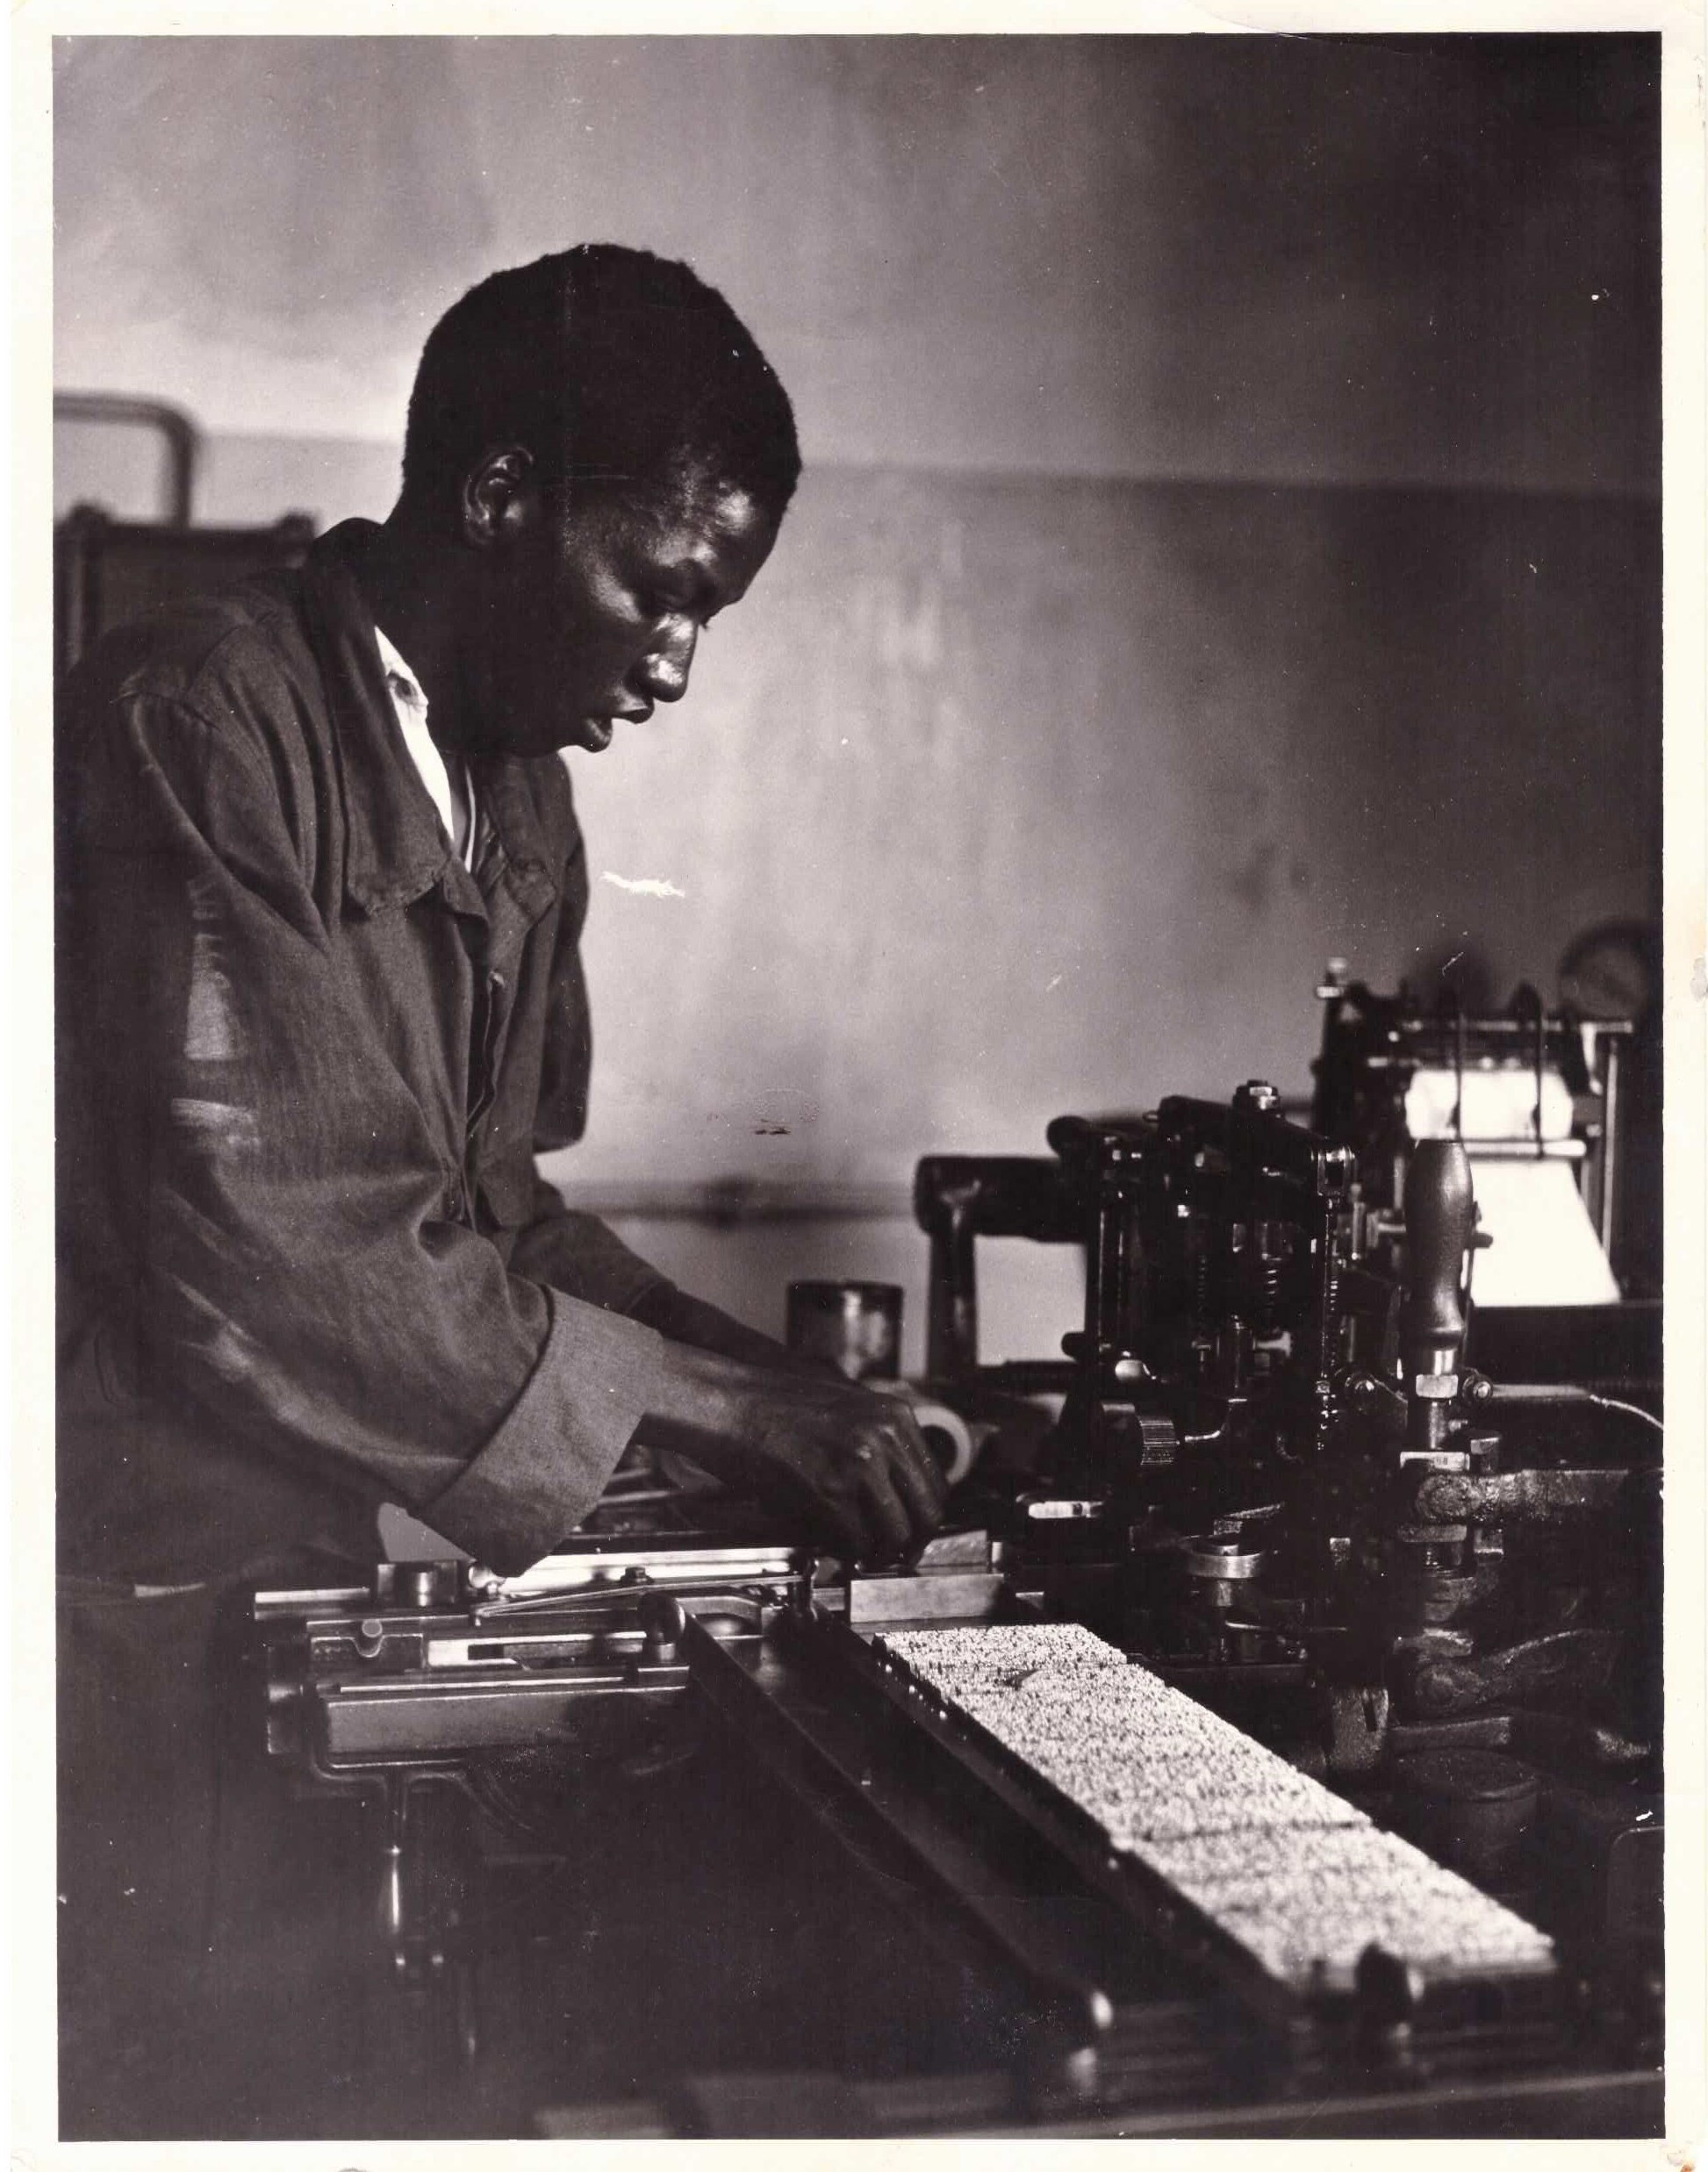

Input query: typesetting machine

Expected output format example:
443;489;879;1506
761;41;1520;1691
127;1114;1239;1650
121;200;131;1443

254;986;1664;2138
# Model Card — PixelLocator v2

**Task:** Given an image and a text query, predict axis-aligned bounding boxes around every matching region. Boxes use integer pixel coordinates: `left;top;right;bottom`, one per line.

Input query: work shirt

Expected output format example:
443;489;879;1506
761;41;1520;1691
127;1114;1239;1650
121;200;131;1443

55;518;678;1587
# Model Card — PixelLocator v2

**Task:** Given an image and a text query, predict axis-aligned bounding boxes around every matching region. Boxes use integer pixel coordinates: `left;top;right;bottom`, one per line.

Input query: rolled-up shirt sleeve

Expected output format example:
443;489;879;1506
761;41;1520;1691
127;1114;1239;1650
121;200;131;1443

58;690;662;1574
422;1285;661;1568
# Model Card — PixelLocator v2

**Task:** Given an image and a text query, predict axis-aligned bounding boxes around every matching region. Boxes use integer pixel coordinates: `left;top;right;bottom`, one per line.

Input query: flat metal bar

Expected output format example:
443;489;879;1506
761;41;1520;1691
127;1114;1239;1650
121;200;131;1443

254;1583;373;1614
491;1543;800;1595
312;1664;688;1760
845;1571;1005;1624
683;1616;1126;2053
944;2067;1662;2140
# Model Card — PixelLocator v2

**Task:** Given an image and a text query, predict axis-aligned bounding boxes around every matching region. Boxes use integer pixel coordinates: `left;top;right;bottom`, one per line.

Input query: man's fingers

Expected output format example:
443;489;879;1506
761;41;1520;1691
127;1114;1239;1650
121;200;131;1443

910;1420;952;1509
852;1446;915;1561
813;1479;869;1559
885;1422;948;1532
736;1374;959;1559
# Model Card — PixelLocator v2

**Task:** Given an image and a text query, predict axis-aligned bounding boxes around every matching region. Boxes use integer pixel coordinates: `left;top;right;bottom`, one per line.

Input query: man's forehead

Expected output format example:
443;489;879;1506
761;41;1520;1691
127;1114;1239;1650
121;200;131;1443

628;478;777;572
662;471;767;540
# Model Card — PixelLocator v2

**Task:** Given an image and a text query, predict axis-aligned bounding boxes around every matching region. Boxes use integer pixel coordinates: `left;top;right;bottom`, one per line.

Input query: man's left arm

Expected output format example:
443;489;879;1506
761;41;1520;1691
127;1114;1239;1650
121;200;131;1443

504;1178;819;1374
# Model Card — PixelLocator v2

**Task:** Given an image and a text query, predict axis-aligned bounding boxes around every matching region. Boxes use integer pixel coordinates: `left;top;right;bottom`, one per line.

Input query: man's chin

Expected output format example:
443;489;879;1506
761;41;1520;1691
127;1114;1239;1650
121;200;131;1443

516;716;611;757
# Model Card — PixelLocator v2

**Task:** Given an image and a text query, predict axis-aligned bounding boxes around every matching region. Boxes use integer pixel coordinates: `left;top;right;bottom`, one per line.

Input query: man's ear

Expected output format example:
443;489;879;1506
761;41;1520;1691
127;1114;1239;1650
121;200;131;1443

459;447;538;550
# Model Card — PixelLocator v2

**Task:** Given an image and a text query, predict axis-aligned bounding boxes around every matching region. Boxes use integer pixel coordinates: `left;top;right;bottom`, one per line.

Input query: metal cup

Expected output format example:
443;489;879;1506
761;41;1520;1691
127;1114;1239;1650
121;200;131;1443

785;1280;904;1382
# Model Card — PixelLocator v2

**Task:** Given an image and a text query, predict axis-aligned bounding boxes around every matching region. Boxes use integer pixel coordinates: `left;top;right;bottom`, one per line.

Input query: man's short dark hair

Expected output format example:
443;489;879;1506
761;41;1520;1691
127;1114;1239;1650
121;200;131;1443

401;244;801;524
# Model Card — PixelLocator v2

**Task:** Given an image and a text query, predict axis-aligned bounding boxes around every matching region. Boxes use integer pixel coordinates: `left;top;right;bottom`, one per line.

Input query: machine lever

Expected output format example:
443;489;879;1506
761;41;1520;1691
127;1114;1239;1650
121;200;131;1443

1403;1628;1619;1717
1400;1141;1477;1448
1407;1466;1657;1524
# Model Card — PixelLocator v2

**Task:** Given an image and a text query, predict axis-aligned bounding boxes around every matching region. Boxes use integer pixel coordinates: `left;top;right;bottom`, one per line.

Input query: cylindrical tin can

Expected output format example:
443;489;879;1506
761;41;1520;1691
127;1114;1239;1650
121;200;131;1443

1391;1748;1540;1883
786;1280;904;1382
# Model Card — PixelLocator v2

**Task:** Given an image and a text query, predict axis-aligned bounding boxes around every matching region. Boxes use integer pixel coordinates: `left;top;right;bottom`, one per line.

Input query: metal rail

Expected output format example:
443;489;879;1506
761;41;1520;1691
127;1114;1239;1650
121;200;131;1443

54;391;200;527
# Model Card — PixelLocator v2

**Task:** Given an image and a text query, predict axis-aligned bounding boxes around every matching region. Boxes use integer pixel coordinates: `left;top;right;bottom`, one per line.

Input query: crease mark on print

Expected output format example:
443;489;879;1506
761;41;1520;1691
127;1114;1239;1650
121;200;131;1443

183;871;245;1062
171;1099;262;1148
176;873;259;1149
603;872;687;900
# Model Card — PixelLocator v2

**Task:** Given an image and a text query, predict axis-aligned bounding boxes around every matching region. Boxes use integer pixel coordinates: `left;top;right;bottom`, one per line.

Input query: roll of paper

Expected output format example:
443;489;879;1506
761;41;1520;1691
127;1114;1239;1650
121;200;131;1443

1404;1065;1576;1143
870;1381;981;1487
1467;1157;1619;1307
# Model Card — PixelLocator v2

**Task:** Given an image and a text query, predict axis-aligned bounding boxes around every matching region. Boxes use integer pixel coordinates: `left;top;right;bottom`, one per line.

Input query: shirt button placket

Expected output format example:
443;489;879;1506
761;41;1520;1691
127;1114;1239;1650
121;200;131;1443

460;968;508;1225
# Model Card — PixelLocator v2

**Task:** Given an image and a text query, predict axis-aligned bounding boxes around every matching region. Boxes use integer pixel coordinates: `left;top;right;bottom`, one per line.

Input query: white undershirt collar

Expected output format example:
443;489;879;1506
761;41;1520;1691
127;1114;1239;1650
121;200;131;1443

373;623;475;868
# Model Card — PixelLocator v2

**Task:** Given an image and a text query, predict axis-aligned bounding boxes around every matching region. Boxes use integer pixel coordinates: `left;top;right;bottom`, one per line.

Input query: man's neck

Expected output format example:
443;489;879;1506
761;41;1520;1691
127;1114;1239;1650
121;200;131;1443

356;508;470;751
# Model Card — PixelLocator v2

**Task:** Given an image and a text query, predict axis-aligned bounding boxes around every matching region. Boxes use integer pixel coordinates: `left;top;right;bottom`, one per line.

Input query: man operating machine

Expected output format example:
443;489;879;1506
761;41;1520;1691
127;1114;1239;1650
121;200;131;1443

53;242;1663;2147
54;244;945;2139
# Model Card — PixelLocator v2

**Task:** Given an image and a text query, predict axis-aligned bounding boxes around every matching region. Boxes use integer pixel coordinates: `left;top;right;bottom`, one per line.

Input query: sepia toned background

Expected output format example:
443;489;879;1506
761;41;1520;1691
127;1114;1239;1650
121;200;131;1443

53;33;1661;1365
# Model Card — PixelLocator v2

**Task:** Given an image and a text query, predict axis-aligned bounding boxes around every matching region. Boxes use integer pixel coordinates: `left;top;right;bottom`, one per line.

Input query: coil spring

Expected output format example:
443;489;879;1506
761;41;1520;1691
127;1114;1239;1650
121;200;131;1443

1193;1235;1212;1322
1256;1250;1283;1334
1317;1248;1343;1375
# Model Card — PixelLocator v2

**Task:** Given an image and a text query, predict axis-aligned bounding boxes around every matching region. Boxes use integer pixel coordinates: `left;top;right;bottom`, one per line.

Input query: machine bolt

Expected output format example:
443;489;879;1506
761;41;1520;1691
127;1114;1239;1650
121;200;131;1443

638;1591;688;1659
397;1565;441;1610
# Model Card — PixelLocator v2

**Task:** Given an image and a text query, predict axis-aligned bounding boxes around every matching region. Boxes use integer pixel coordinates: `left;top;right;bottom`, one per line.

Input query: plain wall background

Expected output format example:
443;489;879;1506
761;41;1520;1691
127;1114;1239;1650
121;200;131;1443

54;34;1661;1365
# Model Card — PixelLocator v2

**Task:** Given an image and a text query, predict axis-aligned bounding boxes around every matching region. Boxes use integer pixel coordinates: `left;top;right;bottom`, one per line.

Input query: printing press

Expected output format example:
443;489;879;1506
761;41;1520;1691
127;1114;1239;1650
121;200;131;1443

253;986;1664;2139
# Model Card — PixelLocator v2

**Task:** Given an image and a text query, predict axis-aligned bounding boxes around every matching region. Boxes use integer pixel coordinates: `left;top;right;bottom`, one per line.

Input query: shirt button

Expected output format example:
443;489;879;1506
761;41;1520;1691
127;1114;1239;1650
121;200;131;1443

445;1179;465;1220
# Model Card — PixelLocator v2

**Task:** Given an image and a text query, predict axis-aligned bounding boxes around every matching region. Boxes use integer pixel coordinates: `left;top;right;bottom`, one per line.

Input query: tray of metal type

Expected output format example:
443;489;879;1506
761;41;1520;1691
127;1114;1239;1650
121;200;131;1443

807;1617;1560;2039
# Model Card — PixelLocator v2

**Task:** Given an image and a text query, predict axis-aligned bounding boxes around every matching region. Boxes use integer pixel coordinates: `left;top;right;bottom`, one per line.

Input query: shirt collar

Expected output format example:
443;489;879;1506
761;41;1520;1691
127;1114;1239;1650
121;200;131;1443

372;621;427;713
299;520;559;923
373;619;465;860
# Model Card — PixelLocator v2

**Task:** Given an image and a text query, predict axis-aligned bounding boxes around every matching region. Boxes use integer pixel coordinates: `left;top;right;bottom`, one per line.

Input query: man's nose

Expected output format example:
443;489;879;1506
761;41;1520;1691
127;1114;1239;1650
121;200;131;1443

637;621;697;704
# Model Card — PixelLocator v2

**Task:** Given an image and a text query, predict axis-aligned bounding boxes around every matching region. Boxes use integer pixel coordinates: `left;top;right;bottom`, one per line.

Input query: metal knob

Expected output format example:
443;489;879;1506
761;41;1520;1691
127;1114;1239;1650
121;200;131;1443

638;1591;688;1659
1399;1141;1478;1452
1400;1140;1476;1373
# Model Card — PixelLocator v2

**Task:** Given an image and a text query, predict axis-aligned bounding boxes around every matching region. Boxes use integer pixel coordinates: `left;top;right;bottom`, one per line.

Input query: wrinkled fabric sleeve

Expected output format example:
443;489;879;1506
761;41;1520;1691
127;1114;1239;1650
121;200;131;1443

61;692;662;1574
505;1182;679;1318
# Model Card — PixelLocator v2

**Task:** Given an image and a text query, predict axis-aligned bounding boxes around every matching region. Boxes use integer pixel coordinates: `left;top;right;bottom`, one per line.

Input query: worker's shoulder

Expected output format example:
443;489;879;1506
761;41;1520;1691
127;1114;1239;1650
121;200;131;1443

530;748;578;829
528;752;590;880
68;572;324;748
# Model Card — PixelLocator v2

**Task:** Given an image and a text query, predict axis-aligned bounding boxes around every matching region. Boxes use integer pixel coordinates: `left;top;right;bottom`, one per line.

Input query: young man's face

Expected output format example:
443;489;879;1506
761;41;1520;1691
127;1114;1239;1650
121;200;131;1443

463;473;781;760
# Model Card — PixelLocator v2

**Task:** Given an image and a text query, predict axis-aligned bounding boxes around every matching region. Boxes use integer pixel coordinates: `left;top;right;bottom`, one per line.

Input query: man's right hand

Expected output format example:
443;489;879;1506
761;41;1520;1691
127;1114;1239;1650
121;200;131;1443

635;1342;948;1561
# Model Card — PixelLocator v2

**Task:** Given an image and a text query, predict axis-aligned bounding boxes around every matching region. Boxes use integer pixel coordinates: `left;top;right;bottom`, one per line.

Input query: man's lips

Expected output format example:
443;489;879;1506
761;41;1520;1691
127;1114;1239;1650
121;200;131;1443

583;706;651;749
